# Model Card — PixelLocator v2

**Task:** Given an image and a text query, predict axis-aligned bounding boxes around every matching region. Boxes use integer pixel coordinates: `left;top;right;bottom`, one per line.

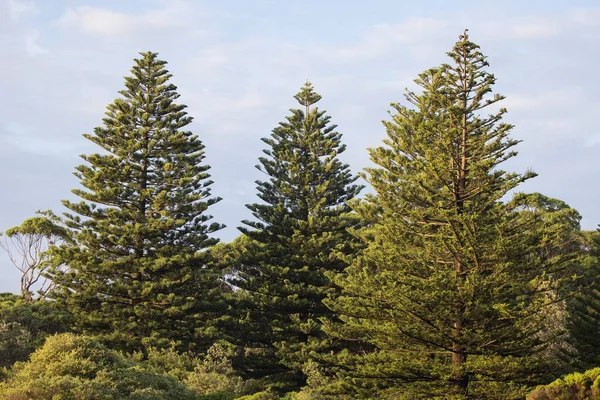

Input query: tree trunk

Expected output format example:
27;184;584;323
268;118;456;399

451;42;471;393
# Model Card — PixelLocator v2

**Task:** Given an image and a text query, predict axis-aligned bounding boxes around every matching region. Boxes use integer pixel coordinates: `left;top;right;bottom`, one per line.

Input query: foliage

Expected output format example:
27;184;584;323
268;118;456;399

1;33;598;400
0;333;198;399
0;321;33;373
565;229;600;370
48;51;226;354
527;367;600;400
230;82;362;390
0;293;69;369
185;343;246;395
234;390;278;400
0;212;69;302
208;236;254;275
323;32;579;398
140;343;248;396
506;193;586;377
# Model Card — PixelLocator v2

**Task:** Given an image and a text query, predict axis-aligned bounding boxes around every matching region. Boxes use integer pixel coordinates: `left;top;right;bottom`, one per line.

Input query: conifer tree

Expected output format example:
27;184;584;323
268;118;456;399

324;32;578;399
49;52;225;354
565;229;600;370
231;82;362;390
506;193;585;378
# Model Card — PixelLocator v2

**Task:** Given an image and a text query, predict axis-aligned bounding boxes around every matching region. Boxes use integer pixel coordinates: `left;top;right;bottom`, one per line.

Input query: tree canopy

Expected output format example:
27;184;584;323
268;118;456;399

48;51;225;354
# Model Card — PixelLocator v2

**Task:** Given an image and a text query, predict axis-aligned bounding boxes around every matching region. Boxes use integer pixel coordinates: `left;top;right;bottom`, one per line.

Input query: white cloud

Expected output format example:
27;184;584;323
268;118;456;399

215;90;265;111
506;21;561;39
503;87;584;112
24;31;48;55
585;134;600;147
480;9;600;40
0;0;36;21
57;2;191;37
1;122;81;157
321;18;449;62
569;7;600;27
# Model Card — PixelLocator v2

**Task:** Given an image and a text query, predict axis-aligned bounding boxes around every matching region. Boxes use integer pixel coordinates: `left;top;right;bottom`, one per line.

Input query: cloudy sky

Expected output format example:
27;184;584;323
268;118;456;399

1;0;599;293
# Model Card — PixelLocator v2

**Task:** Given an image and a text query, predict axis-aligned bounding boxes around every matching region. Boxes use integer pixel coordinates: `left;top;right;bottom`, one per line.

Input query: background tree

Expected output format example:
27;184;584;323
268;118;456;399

507;193;586;377
324;32;579;399
0;212;69;302
231;82;362;391
0;293;70;371
564;229;600;370
49;51;225;354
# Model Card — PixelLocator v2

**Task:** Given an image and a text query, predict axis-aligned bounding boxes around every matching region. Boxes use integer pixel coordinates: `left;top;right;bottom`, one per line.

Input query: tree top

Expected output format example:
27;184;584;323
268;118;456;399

293;81;322;109
5;217;68;239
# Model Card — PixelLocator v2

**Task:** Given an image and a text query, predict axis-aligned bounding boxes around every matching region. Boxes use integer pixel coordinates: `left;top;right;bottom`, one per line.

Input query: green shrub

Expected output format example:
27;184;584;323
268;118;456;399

528;367;600;399
141;342;249;397
0;321;34;370
185;343;246;395
0;293;69;369
0;333;198;399
234;390;278;400
196;394;237;400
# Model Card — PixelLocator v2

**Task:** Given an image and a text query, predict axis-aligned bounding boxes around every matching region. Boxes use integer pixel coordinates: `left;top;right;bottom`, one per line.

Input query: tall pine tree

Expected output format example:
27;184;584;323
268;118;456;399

49;52;225;354
231;82;362;390
324;32;578;399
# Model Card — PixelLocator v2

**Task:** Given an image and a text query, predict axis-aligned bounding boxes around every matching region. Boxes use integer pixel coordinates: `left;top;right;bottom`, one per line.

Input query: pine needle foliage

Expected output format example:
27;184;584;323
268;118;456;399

231;82;362;390
324;32;578;399
49;52;225;354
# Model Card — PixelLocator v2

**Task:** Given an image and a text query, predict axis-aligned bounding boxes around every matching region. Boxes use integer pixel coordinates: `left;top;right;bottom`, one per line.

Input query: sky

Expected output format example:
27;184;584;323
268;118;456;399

1;0;599;293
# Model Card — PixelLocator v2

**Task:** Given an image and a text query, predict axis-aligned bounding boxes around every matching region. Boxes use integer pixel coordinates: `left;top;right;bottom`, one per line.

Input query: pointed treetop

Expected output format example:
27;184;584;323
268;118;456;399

293;81;322;113
134;51;165;67
139;50;158;58
445;28;489;73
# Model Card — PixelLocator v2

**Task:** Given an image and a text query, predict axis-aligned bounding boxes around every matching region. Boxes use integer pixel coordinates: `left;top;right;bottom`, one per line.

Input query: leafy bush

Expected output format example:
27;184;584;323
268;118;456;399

141;342;249;397
234;390;278;400
197;394;238;400
0;321;34;370
186;343;246;395
0;293;69;369
528;367;600;399
0;333;198;399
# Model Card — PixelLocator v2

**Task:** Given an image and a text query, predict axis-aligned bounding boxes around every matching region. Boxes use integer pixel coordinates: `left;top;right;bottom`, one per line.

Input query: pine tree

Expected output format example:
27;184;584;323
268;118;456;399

231;82;362;390
323;32;578;399
49;52;225;354
507;193;585;378
565;229;600;370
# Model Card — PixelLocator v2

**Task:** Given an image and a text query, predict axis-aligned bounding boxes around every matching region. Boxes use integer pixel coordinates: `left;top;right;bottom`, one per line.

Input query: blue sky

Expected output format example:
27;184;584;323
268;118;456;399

1;0;599;293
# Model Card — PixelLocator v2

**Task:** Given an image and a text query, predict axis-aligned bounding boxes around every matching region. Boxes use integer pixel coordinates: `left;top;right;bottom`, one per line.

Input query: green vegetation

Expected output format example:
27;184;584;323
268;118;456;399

565;230;600;370
321;31;580;399
528;367;600;400
140;344;249;396
47;52;227;354
1;32;599;399
0;213;69;302
0;333;198;399
0;293;68;369
230;82;363;391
